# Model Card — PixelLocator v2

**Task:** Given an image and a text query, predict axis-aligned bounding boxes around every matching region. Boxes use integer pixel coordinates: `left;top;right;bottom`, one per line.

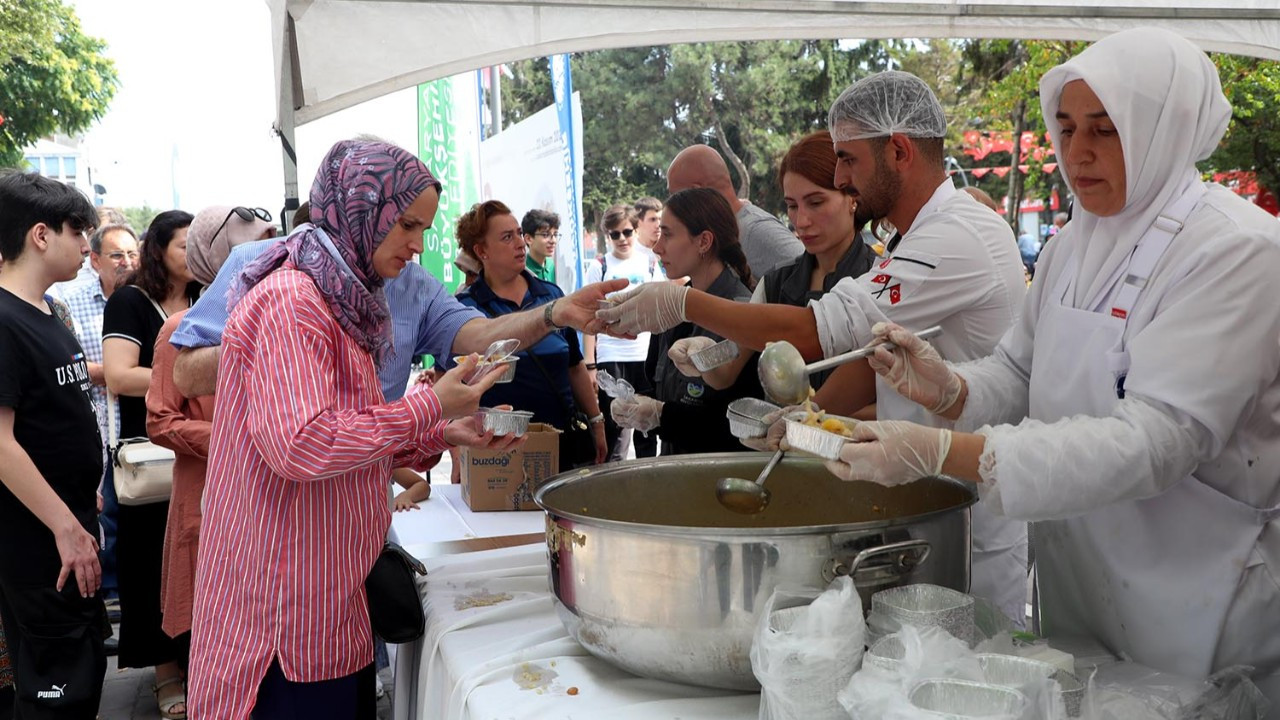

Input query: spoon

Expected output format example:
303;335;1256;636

482;338;521;362
758;325;943;405
716;449;784;514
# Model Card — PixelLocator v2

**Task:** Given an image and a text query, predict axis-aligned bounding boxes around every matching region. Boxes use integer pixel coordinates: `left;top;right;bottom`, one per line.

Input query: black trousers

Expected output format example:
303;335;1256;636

251;660;375;720
597;361;658;461
0;564;106;720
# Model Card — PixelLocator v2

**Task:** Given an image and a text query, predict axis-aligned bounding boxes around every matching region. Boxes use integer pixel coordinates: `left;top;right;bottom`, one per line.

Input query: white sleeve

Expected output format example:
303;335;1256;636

749;280;767;304
810;276;886;356
584;258;604;286
976;226;1280;520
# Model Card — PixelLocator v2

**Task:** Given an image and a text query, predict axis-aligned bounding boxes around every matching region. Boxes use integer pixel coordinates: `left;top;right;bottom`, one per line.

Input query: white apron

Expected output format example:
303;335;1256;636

880;382;1029;627
1028;183;1280;686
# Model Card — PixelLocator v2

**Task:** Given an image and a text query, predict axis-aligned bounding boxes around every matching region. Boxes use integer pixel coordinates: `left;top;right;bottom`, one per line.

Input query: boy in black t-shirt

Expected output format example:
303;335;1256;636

0;172;107;718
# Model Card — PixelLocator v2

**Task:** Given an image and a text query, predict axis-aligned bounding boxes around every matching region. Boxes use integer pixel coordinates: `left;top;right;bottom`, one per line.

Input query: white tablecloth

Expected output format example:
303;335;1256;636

388;484;546;551
393;544;759;720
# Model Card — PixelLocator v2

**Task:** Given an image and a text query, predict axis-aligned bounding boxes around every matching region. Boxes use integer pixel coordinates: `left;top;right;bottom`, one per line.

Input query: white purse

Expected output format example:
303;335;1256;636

107;291;175;506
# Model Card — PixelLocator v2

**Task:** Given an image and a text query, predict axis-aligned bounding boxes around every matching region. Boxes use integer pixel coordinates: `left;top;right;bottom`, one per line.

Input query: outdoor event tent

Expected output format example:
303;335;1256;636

265;0;1280;201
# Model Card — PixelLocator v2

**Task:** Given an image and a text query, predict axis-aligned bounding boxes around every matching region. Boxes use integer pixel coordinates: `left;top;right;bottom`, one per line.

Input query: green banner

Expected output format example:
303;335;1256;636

417;74;480;293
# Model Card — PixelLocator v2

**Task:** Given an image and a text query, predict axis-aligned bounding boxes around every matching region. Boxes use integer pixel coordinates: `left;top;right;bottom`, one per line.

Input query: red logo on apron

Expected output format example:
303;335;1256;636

1111;308;1128;319
879;258;892;270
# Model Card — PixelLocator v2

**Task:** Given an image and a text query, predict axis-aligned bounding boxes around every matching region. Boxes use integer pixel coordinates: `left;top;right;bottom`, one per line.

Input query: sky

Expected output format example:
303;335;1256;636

72;0;419;219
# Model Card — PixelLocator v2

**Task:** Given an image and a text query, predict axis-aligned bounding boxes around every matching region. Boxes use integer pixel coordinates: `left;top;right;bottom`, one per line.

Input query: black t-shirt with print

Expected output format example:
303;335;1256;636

0;287;103;580
101;285;167;440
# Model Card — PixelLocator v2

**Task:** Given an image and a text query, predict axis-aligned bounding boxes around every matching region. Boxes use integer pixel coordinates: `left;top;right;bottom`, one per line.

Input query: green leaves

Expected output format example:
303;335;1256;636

0;0;118;167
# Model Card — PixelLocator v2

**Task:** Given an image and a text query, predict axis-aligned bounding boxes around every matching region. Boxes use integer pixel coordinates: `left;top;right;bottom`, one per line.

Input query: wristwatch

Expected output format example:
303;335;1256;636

543;299;566;330
587;413;605;425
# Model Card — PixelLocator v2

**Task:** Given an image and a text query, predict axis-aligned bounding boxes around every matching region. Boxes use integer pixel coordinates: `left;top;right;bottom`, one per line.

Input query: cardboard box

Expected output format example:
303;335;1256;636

460;423;561;511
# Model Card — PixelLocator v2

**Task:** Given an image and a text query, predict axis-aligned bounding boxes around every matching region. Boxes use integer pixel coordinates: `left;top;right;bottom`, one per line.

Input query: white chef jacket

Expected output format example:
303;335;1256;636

809;178;1031;624
956;184;1280;696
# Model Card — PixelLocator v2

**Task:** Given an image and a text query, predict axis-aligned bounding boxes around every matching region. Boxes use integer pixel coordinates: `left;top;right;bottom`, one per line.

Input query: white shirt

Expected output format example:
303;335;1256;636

811;179;1026;367
585;251;661;363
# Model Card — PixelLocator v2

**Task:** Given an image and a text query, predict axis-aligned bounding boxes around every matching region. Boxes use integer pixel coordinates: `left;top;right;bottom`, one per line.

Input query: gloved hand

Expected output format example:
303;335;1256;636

867;322;963;416
668;336;717;378
740;405;800;452
610;394;663;433
824;420;952;487
596;281;689;336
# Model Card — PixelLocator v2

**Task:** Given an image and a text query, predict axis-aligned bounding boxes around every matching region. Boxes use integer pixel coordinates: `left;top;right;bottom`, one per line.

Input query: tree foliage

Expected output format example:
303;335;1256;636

505;40;895;231
122;206;160;235
1205;53;1280;194
0;0;118;167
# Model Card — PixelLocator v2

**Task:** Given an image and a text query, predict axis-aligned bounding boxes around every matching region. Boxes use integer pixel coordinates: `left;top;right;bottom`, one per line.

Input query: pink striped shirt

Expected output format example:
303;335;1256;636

187;268;449;718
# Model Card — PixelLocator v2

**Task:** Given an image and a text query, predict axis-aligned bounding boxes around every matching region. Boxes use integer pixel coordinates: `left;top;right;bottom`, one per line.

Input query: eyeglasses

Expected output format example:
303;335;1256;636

608;228;635;241
210;206;272;243
105;251;140;264
534;231;561;240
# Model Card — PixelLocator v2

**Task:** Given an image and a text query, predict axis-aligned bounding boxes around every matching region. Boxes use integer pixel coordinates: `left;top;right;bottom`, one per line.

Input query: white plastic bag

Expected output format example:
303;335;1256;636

1083;663;1270;720
751;577;865;720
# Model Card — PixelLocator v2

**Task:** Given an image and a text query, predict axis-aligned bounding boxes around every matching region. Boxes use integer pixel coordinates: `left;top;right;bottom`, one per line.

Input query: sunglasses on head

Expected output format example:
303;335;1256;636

608;227;635;241
211;206;272;242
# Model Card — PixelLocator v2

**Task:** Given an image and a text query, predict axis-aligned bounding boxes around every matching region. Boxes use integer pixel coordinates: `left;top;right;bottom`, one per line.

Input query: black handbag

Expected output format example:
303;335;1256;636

365;541;428;644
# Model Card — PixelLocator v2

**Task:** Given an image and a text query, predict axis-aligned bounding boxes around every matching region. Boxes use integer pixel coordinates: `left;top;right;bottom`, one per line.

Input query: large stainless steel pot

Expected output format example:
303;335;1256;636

535;452;975;691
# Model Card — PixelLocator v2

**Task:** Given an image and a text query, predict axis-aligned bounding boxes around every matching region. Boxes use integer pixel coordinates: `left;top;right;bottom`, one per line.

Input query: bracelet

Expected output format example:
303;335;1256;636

585;363;597;370
587;413;605;424
543;299;567;330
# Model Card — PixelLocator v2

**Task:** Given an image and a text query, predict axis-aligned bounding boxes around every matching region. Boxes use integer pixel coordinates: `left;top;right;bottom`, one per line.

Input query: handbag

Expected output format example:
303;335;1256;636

109;290;176;506
366;541;428;643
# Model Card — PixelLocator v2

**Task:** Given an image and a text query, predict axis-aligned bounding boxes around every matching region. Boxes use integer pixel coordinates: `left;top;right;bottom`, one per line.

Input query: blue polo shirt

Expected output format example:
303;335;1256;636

170;238;483;401
448;271;581;429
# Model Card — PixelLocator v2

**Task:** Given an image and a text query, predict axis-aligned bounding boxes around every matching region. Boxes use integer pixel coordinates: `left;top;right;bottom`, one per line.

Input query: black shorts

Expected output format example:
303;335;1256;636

0;565;107;719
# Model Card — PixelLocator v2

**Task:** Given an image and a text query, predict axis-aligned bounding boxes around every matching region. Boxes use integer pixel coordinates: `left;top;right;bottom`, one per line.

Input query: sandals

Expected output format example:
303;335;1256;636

152;675;187;720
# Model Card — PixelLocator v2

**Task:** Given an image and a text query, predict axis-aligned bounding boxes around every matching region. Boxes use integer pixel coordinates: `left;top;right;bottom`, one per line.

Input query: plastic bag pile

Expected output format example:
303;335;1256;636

750;581;1269;720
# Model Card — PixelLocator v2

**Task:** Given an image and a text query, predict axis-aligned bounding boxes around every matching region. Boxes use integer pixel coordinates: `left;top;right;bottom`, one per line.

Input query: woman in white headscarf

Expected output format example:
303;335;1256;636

824;27;1280;701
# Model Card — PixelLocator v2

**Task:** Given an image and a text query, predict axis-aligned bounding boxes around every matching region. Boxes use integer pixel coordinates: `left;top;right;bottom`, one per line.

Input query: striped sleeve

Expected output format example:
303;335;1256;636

239;273;445;482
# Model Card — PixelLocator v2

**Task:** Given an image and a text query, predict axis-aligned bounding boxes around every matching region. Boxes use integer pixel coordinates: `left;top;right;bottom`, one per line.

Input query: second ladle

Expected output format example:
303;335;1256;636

758;325;943;405
715;449;784;514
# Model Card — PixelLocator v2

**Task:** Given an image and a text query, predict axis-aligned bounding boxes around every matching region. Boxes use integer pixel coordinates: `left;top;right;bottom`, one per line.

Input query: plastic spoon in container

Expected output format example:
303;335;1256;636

758;325;943;405
716;449;784;514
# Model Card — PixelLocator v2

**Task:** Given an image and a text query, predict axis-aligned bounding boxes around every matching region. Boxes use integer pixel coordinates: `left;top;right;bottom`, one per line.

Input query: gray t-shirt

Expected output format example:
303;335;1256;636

736;201;804;278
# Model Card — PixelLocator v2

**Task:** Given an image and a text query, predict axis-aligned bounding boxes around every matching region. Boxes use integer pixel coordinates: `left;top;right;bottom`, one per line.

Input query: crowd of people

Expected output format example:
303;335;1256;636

0;25;1276;720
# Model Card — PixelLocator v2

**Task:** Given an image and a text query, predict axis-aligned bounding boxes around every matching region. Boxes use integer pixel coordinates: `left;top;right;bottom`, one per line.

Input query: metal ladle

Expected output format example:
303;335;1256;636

758;326;943;406
716;449;784;514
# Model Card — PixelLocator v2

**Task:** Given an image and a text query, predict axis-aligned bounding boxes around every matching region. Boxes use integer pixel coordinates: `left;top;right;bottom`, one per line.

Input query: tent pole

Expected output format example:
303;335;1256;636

277;13;301;230
488;65;503;136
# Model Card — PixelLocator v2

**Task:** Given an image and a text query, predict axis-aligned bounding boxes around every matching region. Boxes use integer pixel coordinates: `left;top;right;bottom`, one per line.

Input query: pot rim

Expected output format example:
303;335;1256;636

534;452;976;538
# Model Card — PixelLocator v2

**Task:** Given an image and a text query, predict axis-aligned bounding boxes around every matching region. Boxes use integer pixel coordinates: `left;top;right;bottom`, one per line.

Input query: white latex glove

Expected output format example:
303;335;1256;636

824;420;952;487
867;322;963;416
668;336;717;378
610;394;663;433
740;405;799;452
596;281;689;336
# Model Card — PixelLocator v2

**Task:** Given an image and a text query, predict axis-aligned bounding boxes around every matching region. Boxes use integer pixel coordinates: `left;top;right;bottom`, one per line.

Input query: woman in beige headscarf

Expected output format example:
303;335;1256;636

145;205;274;684
827;28;1280;702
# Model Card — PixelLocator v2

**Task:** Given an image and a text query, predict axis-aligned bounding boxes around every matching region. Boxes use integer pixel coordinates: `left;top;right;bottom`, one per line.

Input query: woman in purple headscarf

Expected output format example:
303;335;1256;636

186;140;515;719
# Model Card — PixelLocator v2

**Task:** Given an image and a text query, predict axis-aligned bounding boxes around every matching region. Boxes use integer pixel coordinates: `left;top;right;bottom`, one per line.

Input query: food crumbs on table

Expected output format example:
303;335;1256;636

455;589;514;611
567;687;579;696
872;505;881;513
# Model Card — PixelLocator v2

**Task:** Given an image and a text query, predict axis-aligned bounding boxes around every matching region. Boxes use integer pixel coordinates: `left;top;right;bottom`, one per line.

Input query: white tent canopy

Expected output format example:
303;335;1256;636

265;0;1280;198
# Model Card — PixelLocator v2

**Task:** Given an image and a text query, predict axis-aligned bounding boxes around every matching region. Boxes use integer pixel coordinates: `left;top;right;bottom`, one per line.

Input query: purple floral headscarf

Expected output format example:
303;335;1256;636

232;140;441;365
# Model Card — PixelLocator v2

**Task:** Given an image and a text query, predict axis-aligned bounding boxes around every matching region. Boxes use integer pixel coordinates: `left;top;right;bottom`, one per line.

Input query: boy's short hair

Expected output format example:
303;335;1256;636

634;196;662;220
521;208;560;237
0;172;97;263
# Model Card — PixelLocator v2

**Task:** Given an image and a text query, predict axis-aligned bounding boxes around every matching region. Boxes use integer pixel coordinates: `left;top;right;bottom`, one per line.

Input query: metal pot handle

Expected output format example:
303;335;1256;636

823;538;931;584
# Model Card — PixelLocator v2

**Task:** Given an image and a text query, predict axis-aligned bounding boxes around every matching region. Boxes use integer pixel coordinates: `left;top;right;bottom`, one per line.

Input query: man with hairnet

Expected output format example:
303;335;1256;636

599;71;1031;625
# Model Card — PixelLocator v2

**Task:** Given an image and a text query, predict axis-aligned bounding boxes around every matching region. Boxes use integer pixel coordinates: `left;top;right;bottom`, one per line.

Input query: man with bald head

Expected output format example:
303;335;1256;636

667;145;803;277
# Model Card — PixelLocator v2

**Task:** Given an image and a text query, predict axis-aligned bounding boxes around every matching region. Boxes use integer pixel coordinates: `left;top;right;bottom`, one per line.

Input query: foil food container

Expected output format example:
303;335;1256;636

908;678;1027;718
863;634;906;674
870;583;975;646
474;407;534;436
691;339;740;372
782;411;859;461
725;398;780;439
